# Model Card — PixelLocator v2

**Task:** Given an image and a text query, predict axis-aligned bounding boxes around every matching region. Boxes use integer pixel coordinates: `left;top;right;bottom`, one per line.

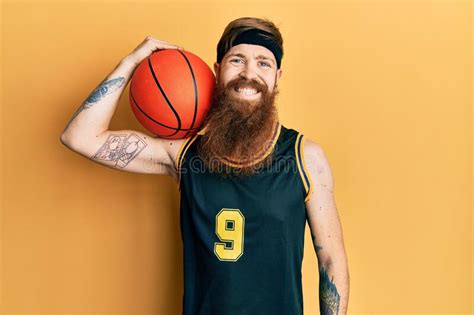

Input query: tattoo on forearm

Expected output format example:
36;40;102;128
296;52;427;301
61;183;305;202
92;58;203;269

311;233;323;253
84;77;125;105
91;133;147;168
66;77;126;127
319;266;341;315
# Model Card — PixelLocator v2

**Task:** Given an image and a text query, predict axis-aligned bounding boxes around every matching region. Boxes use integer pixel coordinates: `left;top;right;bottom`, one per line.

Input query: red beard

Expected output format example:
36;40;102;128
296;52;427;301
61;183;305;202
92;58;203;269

197;76;280;177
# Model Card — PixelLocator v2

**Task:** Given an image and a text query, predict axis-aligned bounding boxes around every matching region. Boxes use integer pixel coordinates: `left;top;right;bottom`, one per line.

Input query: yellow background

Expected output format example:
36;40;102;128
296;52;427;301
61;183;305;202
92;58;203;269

0;0;471;314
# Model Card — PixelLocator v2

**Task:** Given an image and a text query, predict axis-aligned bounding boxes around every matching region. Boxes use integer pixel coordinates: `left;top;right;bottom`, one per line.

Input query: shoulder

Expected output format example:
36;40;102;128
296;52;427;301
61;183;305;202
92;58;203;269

303;138;325;162
303;138;332;177
282;124;325;160
301;137;335;202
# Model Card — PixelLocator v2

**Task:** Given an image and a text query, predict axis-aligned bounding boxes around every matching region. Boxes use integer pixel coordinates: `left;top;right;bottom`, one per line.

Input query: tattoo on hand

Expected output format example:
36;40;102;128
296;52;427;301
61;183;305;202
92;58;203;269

320;266;340;315
91;133;147;168
66;77;126;127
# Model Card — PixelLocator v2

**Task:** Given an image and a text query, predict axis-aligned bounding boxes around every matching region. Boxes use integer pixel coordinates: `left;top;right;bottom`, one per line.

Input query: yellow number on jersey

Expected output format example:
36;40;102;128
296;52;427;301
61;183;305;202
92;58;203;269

214;208;245;262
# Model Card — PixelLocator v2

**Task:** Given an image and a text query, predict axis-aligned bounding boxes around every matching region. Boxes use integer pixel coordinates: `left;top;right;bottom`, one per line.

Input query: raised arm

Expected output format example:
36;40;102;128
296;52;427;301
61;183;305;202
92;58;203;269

303;138;350;314
60;36;186;178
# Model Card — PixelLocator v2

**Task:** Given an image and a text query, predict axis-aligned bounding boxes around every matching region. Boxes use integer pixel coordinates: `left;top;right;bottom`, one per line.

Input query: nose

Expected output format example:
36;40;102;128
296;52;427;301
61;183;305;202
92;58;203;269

239;62;258;80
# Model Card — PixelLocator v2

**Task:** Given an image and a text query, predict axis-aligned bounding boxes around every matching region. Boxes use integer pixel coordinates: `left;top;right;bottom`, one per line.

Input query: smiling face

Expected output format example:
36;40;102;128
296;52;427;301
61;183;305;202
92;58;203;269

214;43;283;105
197;43;283;177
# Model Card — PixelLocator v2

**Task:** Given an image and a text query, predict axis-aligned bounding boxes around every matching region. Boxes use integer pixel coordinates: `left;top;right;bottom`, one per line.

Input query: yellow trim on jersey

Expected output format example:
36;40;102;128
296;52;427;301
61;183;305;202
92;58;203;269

176;133;200;191
175;127;207;171
300;136;313;203
197;126;207;135
217;122;282;168
175;137;191;171
295;133;313;202
295;133;308;193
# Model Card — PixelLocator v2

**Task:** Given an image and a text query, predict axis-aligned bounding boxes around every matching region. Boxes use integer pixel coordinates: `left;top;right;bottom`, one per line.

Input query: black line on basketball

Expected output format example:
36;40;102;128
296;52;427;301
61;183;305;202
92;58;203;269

147;55;181;137
130;87;200;132
129;78;178;138
176;50;199;138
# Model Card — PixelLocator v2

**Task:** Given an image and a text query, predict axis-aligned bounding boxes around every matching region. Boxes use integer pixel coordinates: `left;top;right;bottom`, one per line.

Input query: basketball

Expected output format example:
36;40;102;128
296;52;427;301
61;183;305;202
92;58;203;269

129;49;215;139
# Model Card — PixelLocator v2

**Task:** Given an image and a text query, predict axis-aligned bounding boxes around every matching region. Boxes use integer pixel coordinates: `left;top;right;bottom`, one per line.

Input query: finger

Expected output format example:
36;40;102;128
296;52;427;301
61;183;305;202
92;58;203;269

158;46;184;51
162;44;182;49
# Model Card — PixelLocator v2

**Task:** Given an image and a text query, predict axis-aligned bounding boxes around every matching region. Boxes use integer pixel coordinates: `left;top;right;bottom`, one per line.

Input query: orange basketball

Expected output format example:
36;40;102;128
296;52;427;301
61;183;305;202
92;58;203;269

129;49;215;139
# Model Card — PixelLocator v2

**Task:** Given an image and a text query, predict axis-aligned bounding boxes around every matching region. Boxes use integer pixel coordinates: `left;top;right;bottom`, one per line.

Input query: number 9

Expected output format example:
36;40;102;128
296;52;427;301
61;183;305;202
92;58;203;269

214;208;245;262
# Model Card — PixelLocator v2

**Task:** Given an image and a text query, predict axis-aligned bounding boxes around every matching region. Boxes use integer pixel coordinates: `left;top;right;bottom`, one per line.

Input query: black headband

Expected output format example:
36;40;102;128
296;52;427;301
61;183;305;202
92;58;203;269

217;29;283;69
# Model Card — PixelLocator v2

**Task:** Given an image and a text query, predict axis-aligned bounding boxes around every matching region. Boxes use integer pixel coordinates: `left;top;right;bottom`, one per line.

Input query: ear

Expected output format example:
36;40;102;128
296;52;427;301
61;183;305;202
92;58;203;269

214;62;220;79
277;68;283;81
274;68;283;88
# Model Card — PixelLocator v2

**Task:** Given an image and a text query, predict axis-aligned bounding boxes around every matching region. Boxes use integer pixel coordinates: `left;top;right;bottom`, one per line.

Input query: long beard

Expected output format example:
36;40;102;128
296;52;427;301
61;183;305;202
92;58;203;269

197;76;279;178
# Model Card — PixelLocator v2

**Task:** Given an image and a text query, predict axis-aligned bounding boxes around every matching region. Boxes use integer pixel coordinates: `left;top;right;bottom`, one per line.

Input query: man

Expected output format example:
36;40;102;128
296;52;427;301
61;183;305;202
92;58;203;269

60;16;349;315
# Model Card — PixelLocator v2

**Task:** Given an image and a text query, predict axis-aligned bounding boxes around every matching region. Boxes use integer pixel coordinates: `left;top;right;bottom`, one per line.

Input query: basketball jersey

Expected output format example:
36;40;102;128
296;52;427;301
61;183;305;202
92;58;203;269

175;122;313;315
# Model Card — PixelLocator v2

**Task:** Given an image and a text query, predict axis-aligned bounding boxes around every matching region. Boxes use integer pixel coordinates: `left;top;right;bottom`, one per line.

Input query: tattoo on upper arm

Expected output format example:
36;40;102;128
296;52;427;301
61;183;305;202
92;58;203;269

66;77;126;127
91;133;147;168
319;266;341;315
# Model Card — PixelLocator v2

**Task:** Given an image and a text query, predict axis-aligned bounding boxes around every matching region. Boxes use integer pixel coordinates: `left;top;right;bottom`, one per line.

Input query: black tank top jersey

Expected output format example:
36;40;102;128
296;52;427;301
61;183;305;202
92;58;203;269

175;122;313;315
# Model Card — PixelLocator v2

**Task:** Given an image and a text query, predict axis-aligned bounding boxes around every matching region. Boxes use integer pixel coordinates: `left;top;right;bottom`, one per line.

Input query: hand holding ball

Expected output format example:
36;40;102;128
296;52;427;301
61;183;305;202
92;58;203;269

129;49;215;139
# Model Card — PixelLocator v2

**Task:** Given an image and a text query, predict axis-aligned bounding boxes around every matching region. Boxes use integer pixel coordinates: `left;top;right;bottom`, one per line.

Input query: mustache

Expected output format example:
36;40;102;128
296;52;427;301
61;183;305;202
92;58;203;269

222;77;268;94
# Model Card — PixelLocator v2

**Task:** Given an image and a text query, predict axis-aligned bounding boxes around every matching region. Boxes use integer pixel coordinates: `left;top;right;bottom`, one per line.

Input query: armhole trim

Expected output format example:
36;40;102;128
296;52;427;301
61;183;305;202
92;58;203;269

295;133;313;203
176;134;200;191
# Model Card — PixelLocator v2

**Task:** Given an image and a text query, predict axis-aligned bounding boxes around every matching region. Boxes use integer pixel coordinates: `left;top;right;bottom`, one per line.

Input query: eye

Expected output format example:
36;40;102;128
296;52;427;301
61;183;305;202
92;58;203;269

230;58;243;64
259;61;271;68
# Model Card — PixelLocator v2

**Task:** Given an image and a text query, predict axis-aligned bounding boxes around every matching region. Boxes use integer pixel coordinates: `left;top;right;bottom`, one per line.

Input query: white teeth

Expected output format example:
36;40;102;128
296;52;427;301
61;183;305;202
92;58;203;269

237;88;257;95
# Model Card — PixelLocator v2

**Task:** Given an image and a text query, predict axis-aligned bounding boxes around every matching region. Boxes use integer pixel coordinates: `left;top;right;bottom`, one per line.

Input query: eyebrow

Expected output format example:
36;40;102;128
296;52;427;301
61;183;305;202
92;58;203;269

227;53;275;65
